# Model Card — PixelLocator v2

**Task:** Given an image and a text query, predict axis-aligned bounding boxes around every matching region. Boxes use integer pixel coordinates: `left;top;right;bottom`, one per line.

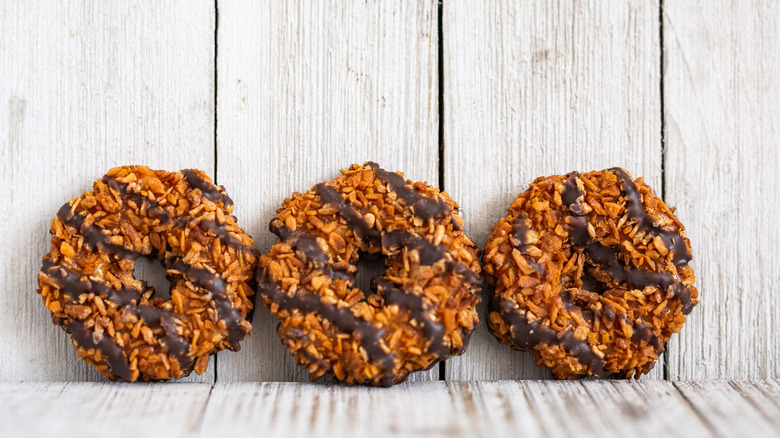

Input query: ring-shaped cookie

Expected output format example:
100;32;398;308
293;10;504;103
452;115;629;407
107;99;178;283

37;166;257;381
484;168;698;378
257;162;481;386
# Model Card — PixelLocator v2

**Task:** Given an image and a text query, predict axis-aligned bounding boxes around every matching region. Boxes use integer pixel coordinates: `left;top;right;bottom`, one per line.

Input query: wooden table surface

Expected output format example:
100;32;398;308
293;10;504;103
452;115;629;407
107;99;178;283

1;1;778;436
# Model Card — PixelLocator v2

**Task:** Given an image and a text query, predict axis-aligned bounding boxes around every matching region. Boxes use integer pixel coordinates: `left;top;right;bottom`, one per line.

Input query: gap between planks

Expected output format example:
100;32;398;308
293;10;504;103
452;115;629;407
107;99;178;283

2;380;779;438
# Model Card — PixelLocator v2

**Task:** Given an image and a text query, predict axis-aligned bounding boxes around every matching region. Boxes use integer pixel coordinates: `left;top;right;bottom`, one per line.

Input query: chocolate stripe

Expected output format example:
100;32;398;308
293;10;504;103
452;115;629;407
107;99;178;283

562;292;663;351
496;297;608;377
509;218;547;275
376;278;449;357
56;203;138;260
163;258;246;350
315;184;379;243
269;221;353;283
66;320;134;381
611;168;692;266
182;169;234;207
366;162;455;224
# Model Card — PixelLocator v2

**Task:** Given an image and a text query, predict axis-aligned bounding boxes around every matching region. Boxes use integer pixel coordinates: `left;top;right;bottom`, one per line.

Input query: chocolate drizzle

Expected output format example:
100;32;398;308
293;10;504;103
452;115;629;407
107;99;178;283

56;203;138;260
366;162;454;225
611;168;692;267
314;184;380;243
376;278;449;357
561;292;663;351
496;298;608;377
562;171;586;216
65;320;134;381
163;258;246;350
509;218;546;275
182;169;234;207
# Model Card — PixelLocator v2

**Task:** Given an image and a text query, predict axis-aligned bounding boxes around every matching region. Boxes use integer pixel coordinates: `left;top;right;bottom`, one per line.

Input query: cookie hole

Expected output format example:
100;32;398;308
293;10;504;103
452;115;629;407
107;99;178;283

580;273;608;295
355;251;386;294
134;257;172;300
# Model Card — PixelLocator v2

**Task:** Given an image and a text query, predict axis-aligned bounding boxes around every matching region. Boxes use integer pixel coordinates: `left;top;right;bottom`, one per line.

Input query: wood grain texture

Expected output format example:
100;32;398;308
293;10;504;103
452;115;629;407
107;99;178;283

512;380;708;437
0;1;216;382
216;0;441;382
442;0;664;379
663;0;780;379
199;380;710;438
0;382;212;438
2;380;778;436
675;380;780;437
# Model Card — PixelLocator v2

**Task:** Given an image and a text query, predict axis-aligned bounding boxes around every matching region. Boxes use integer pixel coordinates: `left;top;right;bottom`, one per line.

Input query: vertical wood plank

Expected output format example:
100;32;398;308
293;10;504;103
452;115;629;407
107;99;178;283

443;0;664;379
0;382;212;438
0;1;216;382
664;0;780;379
216;1;440;382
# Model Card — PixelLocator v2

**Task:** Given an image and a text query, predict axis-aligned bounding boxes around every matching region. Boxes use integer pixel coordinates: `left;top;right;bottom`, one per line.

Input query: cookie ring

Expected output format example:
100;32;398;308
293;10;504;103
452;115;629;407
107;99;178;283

257;162;481;386
37;166;257;381
483;168;698;379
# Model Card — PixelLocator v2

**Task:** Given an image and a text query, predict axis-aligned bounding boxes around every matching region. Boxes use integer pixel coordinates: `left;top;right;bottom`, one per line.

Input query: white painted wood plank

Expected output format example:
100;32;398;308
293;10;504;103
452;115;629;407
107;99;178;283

0;382;212;438
515;380;708;438
443;0;664;379
727;380;780;430
0;1;216;382
664;0;780;379
199;382;469;438
675;380;780;437
199;380;713;438
216;1;440;382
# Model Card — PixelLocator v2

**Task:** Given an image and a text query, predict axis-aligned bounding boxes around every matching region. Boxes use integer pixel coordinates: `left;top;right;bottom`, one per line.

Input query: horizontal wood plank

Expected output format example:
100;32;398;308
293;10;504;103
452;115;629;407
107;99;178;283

1;380;777;437
197;380;715;437
674;380;780;437
0;382;212;437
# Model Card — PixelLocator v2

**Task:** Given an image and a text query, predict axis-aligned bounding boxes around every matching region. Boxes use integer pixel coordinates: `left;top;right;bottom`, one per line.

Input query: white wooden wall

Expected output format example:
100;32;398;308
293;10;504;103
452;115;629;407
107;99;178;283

1;0;778;383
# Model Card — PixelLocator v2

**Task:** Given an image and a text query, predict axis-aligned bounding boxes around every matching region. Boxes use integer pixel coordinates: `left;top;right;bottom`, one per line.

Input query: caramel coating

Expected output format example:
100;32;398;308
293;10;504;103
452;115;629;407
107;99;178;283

483;168;698;379
37;166;257;381
257;162;481;386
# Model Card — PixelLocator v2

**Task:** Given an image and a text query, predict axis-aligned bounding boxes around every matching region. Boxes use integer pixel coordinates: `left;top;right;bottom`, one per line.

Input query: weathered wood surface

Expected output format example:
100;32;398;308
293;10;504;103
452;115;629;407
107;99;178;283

663;0;780;380
0;382;211;438
0;0;216;382
4;380;779;437
0;0;778;387
215;0;440;382
675;380;780;437
442;0;664;380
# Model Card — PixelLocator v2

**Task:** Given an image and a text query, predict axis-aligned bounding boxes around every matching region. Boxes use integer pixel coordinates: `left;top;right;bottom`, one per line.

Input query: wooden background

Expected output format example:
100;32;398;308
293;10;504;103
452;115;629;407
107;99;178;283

1;0;778;385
